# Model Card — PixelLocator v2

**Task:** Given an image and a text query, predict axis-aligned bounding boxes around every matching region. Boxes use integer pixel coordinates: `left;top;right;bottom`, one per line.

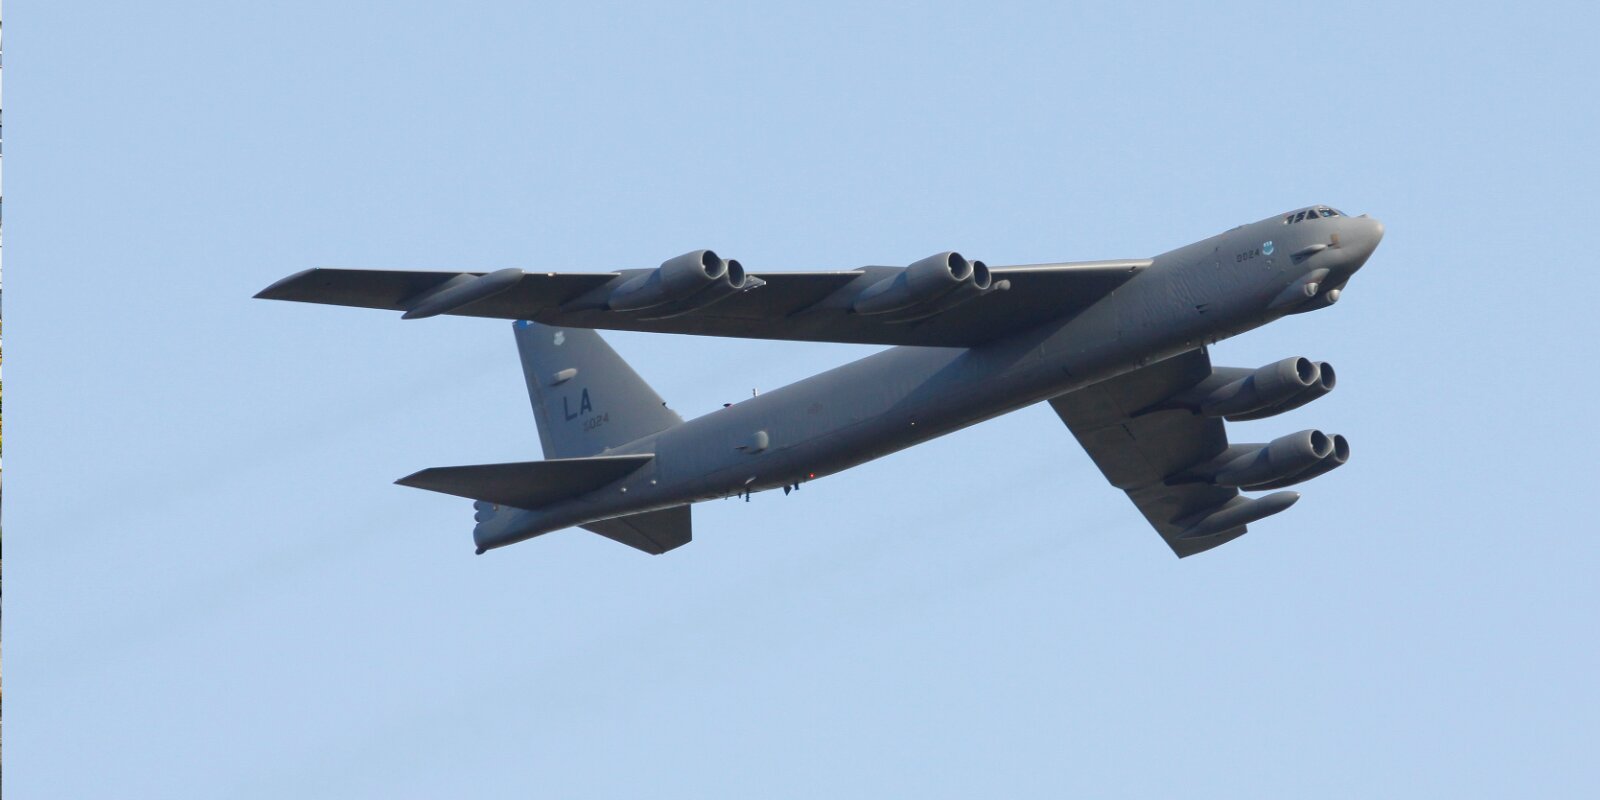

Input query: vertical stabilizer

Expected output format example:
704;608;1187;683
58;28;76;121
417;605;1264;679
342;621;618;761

513;321;682;458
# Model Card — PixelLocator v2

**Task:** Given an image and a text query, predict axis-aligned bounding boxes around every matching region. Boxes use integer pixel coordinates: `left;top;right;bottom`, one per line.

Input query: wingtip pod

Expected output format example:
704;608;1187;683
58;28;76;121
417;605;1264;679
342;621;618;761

1177;491;1300;540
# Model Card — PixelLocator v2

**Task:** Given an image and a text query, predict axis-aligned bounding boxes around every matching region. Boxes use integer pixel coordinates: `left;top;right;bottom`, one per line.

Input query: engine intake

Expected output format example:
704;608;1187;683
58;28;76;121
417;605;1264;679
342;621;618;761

607;249;752;313
1228;361;1336;421
1187;429;1334;488
853;251;991;316
1197;357;1320;418
1247;433;1350;490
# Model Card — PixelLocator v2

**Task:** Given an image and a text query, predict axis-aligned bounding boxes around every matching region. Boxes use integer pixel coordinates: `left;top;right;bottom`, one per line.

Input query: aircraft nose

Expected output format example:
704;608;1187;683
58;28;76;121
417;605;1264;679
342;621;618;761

1349;215;1384;259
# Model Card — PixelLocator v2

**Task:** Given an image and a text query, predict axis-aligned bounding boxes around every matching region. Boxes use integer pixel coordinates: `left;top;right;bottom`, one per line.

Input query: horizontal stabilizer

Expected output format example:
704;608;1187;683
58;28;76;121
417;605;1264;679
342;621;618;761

396;454;652;510
581;505;692;555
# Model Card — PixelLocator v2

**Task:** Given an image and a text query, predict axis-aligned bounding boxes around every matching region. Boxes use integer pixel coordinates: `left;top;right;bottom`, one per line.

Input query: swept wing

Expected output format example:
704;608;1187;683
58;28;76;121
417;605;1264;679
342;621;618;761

1050;349;1334;557
256;260;1148;348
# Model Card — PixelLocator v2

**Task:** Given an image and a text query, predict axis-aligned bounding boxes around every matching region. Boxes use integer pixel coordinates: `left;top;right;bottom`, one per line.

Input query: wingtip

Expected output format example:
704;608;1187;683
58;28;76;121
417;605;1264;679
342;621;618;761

254;268;319;300
393;469;431;489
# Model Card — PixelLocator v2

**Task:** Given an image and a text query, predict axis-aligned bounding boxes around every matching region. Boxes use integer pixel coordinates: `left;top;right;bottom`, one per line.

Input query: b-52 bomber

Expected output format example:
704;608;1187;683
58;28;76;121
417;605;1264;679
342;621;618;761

257;206;1383;557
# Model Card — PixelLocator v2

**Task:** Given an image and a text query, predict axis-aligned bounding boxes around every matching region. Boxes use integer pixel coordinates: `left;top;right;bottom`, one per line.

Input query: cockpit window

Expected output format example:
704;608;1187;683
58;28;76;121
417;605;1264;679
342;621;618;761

1284;207;1343;224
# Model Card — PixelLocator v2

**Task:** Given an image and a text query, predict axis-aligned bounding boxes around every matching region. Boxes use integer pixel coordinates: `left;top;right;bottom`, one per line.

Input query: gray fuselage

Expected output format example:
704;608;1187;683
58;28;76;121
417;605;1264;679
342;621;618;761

474;209;1384;551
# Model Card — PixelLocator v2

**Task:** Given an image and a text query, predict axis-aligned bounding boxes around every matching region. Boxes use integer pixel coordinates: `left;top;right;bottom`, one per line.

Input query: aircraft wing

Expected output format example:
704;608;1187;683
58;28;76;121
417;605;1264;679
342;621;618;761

255;260;1148;348
1048;349;1249;558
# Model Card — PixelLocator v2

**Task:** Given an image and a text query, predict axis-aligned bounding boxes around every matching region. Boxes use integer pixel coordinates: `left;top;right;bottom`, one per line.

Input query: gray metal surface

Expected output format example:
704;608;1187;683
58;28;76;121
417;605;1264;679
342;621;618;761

579;505;692;555
512;321;681;458
257;260;1150;347
1048;349;1243;557
395;455;653;509
258;206;1385;557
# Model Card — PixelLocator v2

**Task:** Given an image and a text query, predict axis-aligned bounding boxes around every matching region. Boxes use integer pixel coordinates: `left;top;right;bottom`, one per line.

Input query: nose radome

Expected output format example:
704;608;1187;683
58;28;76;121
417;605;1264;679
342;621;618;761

1344;215;1384;261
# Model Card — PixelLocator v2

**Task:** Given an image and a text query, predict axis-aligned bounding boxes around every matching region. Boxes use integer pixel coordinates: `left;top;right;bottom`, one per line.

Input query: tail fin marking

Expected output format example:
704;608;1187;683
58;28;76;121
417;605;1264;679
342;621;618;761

512;321;682;458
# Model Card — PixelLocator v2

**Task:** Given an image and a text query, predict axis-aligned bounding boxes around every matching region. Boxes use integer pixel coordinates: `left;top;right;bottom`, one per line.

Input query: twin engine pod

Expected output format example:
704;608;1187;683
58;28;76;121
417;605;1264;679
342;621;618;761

1180;356;1338;421
606;249;757;316
562;248;999;321
851;251;999;319
1158;354;1352;540
1171;427;1350;539
404;250;765;321
1179;428;1351;491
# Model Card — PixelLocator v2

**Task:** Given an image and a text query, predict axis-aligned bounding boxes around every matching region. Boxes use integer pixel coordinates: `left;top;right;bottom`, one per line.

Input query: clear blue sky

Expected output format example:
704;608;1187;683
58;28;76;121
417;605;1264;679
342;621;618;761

12;1;1600;797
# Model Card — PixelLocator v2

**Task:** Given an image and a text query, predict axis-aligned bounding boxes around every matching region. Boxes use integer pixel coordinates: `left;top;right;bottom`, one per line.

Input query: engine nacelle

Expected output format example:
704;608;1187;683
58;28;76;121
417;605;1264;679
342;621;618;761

608;249;740;312
853;251;986;315
632;258;762;320
1198;357;1321;418
1247;433;1349;490
1199;429;1335;488
1228;362;1336;421
896;259;995;321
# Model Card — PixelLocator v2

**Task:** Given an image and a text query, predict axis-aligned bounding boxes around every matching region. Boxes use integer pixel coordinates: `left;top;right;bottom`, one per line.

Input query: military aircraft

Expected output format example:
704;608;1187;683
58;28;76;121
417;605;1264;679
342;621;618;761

257;205;1383;557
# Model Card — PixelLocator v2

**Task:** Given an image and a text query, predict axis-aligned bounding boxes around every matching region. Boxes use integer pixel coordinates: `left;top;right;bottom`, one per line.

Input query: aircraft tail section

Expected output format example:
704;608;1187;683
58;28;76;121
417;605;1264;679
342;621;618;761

396;454;689;554
397;454;655;510
512;320;682;458
466;498;692;555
